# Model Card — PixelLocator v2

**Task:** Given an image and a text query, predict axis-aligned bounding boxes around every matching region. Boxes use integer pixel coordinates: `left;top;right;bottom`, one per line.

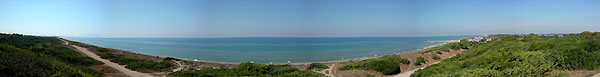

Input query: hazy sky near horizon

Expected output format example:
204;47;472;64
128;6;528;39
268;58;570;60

1;0;600;37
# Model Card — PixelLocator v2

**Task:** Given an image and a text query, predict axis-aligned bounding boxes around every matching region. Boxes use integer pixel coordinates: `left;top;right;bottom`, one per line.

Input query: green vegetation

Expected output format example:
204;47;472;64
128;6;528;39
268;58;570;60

307;63;329;71
414;57;426;66
0;33;104;77
432;54;440;60
165;57;182;61
367;74;375;77
338;55;410;75
412;31;600;77
69;40;175;72
170;63;326;77
436;51;442;54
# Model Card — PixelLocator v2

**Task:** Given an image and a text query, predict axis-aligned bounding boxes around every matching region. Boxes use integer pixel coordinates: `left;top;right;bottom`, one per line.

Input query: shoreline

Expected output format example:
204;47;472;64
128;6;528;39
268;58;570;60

62;38;460;66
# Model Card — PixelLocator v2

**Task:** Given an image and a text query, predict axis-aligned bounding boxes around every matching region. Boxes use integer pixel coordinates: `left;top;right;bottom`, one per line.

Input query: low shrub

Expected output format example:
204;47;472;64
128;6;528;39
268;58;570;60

415;57;426;66
432;54;440;60
338;55;409;75
307;63;329;71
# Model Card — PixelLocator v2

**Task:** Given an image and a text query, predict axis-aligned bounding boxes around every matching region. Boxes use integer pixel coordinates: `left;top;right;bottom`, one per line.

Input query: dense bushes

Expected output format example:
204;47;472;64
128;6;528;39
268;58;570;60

338;55;409;75
412;32;600;77
370;60;401;75
170;63;326;77
414;57;426;66
432;54;440;60
307;63;329;70
0;34;104;77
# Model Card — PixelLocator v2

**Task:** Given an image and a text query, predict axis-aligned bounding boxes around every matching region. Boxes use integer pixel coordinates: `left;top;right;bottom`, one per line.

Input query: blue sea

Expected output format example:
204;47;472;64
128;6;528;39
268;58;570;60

62;36;476;64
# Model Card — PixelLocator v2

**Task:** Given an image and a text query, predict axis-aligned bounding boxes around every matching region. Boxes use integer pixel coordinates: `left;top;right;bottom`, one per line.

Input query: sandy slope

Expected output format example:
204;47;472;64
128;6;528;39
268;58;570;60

62;40;155;77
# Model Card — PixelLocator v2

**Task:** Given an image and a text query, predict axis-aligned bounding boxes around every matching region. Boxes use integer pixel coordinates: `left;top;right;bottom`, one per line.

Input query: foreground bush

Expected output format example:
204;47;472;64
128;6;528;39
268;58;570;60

170;63;326;77
0;34;104;76
412;32;600;77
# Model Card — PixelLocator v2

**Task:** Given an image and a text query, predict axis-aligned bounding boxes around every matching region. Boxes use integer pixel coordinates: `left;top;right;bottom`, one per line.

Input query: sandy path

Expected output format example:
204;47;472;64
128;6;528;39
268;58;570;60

317;64;336;77
63;40;155;77
393;50;460;77
172;61;184;72
593;73;600;77
393;62;440;77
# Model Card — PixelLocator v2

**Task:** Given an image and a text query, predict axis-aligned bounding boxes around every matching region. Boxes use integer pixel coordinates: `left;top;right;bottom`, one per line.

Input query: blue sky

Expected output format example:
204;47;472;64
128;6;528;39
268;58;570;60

1;0;600;37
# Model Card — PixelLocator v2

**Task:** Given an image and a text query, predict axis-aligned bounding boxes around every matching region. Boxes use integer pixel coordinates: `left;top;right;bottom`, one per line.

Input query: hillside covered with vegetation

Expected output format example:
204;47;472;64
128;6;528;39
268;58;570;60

0;33;104;76
412;32;600;77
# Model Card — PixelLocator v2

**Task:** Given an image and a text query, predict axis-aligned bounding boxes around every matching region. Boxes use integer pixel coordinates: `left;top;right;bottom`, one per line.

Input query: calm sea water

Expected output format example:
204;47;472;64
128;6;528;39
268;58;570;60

62;36;476;63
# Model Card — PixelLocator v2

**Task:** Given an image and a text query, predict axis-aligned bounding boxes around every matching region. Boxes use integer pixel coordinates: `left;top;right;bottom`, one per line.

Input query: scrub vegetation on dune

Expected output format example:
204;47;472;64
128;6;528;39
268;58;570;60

412;31;600;77
170;63;327;77
307;63;329;71
0;34;104;77
338;55;411;75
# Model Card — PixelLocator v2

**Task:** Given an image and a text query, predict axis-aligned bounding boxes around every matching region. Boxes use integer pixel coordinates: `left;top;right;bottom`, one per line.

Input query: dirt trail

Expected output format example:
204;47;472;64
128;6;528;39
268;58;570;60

393;62;439;77
393;50;461;77
62;40;155;77
172;61;184;72
316;64;336;77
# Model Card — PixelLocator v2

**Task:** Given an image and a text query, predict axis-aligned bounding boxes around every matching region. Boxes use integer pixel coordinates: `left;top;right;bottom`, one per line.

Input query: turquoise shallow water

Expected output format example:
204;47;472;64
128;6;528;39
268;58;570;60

62;36;476;63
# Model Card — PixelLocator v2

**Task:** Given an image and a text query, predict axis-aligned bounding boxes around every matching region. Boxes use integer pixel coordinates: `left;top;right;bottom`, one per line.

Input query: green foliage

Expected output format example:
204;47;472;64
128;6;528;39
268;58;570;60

414;57;426;66
370;60;400;75
367;74;375;77
432;54;440;60
96;48;111;52
170;63;326;77
164;57;181;61
307;63;329;71
338;55;408;75
412;32;600;77
436;51;442;54
0;34;104;77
